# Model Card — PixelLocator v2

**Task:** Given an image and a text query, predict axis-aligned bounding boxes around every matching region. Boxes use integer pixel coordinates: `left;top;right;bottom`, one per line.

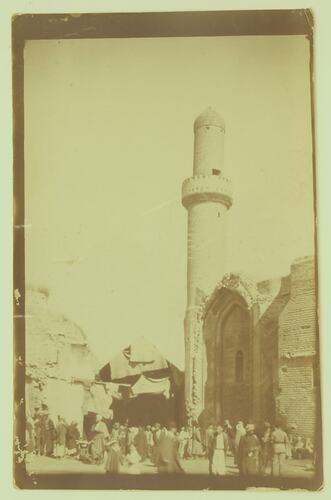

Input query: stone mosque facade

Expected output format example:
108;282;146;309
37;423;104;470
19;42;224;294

181;108;318;439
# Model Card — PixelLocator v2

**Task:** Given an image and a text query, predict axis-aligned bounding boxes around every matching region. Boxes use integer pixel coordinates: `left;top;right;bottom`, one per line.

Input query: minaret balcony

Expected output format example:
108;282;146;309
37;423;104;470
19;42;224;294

182;174;233;209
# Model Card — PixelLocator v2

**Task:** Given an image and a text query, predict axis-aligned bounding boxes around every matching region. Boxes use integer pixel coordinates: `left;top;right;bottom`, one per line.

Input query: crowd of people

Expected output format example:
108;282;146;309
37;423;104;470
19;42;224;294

25;411;315;476
25;412;80;459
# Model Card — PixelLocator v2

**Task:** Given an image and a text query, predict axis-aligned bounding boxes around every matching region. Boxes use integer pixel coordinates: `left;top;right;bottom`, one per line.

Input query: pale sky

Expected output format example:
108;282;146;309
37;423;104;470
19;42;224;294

24;35;315;369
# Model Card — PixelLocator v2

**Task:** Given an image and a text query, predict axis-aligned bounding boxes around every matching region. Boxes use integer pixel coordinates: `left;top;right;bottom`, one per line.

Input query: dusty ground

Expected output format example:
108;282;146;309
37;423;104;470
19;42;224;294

26;454;314;478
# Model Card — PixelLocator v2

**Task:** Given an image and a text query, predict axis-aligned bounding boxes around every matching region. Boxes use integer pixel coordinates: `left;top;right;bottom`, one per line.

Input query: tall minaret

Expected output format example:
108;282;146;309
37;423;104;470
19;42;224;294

182;107;233;419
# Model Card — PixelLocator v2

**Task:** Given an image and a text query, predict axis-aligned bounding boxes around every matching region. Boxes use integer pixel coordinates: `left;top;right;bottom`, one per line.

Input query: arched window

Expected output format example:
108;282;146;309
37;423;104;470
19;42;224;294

235;350;244;383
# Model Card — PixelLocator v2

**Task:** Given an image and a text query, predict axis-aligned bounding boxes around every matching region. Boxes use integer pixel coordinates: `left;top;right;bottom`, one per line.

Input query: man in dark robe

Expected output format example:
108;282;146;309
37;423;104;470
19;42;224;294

89;414;109;464
105;437;121;473
158;425;184;474
44;413;56;457
205;424;216;474
66;421;80;456
237;424;261;476
224;419;235;456
35;413;47;455
134;426;148;462
118;425;128;463
191;422;203;458
152;422;162;465
260;421;272;475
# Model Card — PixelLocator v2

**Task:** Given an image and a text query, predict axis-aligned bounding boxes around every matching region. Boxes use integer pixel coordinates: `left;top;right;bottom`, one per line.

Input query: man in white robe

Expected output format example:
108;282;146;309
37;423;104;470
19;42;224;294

211;425;228;475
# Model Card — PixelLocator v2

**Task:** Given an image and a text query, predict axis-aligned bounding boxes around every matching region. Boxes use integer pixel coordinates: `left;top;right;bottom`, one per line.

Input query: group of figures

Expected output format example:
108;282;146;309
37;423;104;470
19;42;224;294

84;416;184;474
207;419;315;477
78;416;315;476
25;411;80;458
25;412;315;476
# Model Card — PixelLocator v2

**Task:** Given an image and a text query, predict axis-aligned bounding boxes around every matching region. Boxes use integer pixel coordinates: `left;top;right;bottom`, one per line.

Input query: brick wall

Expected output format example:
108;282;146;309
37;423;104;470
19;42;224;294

279;257;316;357
277;257;317;438
277;356;316;437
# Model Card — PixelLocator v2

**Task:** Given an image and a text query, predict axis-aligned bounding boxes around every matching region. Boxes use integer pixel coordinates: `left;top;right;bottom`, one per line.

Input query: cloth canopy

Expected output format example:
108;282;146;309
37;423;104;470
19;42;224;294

97;338;185;425
99;336;170;383
97;337;184;399
131;375;171;398
124;336;164;364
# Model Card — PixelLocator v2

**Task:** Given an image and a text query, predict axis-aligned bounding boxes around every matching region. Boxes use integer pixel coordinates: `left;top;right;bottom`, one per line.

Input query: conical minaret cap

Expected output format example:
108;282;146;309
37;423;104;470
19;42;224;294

194;107;225;132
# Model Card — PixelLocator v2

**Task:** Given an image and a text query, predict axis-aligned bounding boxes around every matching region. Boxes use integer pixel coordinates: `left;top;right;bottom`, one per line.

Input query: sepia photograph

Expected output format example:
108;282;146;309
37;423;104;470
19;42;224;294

12;10;322;490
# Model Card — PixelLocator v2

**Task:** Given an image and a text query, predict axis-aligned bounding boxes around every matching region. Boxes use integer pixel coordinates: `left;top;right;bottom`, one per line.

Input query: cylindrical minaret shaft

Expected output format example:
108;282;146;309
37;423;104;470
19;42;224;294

183;107;232;307
182;107;233;419
193;108;225;176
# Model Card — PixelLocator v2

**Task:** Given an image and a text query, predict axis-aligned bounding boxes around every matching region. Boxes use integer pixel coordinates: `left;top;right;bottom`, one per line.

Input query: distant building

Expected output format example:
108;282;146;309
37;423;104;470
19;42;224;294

182;108;319;438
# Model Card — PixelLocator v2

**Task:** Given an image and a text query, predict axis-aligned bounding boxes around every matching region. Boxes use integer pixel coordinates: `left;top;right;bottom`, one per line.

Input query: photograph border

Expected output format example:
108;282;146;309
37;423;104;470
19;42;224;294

12;9;322;490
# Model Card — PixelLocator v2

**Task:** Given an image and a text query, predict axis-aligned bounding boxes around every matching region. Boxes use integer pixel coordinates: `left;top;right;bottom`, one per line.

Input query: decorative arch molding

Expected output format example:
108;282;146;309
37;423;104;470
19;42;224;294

191;273;258;358
207;273;260;313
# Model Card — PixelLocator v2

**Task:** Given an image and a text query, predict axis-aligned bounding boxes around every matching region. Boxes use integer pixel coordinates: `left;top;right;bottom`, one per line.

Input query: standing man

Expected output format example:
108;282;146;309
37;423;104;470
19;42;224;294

118;425;128;463
205;424;215;474
211;424;228;475
145;425;154;460
158;424;183;474
224;420;235;456
104;436;121;474
90;414;110;464
55;416;67;458
44;412;56;457
152;423;162;465
237;424;261;476
34;411;42;455
178;426;189;460
234;421;246;465
37;411;47;456
286;423;298;459
134;426;148;462
270;422;290;477
66;421;80;457
260;421;272;475
191;422;203;459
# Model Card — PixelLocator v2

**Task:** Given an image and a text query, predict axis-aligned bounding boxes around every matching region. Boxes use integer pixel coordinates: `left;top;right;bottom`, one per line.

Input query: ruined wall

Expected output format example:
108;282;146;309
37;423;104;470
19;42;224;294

25;288;98;429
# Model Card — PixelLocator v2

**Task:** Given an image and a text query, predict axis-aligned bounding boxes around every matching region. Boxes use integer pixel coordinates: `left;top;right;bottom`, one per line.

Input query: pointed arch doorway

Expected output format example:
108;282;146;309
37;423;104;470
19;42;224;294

217;304;251;424
203;288;253;425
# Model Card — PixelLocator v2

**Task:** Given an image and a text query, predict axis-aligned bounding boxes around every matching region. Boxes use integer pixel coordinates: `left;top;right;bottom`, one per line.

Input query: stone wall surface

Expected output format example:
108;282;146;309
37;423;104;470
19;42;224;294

277;356;316;437
25;288;99;428
279;257;316;357
277;257;317;438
